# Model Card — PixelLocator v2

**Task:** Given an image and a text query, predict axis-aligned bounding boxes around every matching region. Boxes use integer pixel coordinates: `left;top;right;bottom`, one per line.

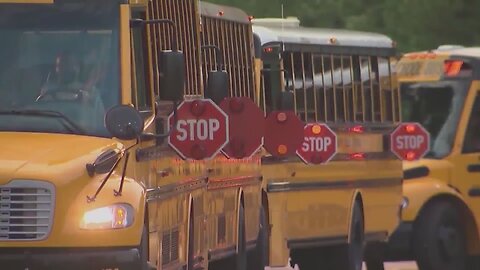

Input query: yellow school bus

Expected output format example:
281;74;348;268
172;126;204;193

384;46;480;270
0;0;262;270
252;17;404;270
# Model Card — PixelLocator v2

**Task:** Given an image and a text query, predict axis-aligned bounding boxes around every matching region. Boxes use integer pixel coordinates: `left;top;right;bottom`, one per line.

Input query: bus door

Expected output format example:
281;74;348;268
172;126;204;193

452;85;480;217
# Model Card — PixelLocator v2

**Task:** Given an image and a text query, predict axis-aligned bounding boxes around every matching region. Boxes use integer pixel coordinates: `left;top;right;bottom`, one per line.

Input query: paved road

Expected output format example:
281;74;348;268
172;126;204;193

266;261;418;270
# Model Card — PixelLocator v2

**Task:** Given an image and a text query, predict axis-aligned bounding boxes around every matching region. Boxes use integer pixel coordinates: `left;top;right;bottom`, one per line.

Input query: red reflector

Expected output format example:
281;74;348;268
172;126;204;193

229;98;244;113
218;11;225;16
264;47;273;53
405;124;416;133
190;100;206;116
444;60;464;76
350;153;365;160
276;112;287;123
349;125;364;133
191;144;206;160
405;151;416;161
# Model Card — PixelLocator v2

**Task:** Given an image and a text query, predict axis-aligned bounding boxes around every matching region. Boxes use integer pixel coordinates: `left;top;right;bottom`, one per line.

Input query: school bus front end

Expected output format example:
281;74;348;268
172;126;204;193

252;19;405;269
0;2;149;268
385;48;480;269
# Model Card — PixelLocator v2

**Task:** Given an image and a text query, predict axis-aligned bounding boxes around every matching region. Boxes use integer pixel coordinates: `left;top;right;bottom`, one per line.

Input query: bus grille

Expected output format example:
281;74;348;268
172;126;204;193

0;181;55;241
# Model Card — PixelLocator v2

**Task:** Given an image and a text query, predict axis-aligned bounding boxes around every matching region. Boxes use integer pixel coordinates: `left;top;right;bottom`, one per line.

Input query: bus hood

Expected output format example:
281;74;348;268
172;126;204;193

403;159;453;181
0;132;122;185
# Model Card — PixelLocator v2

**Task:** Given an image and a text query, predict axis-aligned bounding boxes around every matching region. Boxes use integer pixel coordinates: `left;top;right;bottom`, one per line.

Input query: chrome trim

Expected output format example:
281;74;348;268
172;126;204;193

0;180;55;241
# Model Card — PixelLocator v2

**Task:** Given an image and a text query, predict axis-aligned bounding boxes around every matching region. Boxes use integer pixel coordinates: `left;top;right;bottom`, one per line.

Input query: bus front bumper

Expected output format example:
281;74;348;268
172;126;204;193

0;247;140;269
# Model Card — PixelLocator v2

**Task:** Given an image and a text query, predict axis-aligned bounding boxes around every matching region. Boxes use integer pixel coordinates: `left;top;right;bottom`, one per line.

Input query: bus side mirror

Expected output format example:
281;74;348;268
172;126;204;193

159;50;185;102
105;105;144;140
279;91;295;111
205;70;229;104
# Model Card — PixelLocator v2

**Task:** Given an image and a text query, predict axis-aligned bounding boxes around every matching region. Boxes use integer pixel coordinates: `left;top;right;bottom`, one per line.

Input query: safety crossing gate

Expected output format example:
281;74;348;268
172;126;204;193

167;98;430;163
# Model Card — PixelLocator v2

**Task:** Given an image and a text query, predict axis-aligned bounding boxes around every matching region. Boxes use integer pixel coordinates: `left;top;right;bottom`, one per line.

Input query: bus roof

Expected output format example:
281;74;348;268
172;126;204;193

252;18;394;48
403;46;480;58
199;1;250;24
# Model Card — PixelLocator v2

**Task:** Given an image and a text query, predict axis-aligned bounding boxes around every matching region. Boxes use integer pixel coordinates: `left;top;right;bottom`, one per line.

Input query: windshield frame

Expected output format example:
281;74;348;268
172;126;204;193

399;79;471;159
0;1;122;138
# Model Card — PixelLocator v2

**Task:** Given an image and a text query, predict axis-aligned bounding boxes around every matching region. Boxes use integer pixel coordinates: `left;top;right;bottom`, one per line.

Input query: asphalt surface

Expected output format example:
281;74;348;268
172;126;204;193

266;261;418;270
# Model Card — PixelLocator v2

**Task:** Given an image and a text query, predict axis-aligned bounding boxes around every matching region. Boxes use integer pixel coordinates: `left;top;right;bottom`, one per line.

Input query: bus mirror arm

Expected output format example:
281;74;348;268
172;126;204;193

140;100;180;140
130;18;178;51
201;45;229;104
87;142;138;202
131;18;185;102
261;68;294;110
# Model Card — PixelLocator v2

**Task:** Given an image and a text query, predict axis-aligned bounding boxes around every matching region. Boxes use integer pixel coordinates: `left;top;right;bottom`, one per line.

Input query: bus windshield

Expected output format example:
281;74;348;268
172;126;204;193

401;80;469;158
0;2;120;137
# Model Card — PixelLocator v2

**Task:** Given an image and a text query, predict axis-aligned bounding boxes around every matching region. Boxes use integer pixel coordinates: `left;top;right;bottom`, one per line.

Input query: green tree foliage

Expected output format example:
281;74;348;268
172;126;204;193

207;0;480;52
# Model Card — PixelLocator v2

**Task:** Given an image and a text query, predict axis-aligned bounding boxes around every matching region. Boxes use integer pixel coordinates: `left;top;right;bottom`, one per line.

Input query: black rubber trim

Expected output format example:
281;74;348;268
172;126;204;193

467;164;480;173
469;188;480;197
208;245;236;262
267;178;401;193
404;166;430;180
287;235;348;249
0;247;139;268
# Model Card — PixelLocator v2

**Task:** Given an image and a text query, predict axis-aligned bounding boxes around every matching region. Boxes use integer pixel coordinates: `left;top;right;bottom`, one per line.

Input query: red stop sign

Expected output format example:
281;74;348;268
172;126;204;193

168;99;229;160
220;97;265;159
296;123;337;164
264;111;304;158
390;122;430;161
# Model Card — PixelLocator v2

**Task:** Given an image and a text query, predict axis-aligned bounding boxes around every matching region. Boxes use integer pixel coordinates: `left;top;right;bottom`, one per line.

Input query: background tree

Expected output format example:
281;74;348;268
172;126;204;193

208;0;480;52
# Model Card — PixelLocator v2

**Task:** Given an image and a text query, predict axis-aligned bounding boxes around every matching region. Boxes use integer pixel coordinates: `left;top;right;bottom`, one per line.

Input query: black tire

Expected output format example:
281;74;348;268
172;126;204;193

209;203;247;270
236;203;247;270
187;208;195;270
291;248;323;270
330;201;365;270
413;201;467;270
364;242;386;270
248;205;269;270
123;226;149;270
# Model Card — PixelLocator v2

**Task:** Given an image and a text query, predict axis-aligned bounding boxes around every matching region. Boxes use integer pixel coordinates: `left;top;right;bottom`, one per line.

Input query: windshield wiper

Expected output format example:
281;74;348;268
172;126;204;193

0;109;86;135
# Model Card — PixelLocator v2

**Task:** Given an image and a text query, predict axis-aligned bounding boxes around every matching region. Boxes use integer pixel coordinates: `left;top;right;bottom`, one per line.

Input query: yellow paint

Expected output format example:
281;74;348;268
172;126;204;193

397;49;480;254
120;5;132;105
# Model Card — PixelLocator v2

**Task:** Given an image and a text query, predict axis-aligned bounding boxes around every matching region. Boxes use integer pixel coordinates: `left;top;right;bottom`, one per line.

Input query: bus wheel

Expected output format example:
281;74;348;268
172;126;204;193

364;242;385;270
413;201;466;270
209;204;247;270
247;205;269;270
187;208;195;270
236;203;247;270
330;201;364;270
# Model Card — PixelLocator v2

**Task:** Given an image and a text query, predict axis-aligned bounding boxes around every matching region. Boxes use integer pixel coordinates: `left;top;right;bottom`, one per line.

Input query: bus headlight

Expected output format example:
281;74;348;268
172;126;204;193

80;204;134;230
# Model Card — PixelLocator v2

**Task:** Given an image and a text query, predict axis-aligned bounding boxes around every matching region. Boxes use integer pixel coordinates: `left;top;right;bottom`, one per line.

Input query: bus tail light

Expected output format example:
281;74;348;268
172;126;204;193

444;60;472;77
349;125;364;134
350;153;366;160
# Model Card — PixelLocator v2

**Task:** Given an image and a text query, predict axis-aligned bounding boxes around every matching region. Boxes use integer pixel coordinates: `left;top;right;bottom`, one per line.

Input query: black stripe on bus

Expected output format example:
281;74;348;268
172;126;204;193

266;178;401;193
287;235;348;249
287;231;388;249
467;164;480;173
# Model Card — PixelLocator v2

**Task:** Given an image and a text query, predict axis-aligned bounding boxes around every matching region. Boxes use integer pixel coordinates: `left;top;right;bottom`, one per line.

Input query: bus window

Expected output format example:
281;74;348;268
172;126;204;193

401;81;468;158
463;93;480;153
333;55;345;122
312;54;326;121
